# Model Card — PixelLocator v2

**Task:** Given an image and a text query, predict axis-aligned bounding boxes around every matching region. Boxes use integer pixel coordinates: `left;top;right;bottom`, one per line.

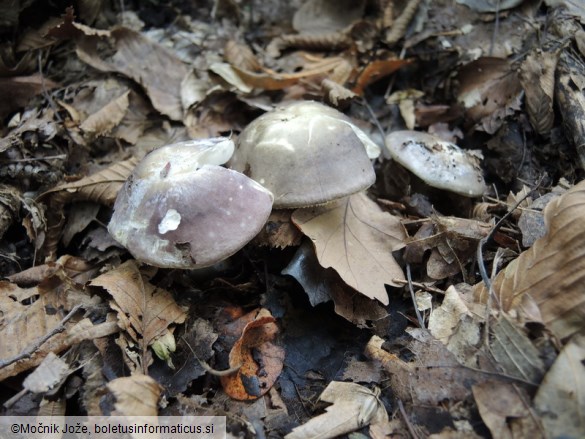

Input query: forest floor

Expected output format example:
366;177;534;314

1;1;584;438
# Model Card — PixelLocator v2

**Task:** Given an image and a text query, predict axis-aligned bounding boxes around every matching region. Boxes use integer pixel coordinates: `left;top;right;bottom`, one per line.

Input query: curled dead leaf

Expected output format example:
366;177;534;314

220;308;285;401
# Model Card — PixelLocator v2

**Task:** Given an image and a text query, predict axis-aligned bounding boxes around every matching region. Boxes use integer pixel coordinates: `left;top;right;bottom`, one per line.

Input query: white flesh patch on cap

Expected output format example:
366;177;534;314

158;209;181;234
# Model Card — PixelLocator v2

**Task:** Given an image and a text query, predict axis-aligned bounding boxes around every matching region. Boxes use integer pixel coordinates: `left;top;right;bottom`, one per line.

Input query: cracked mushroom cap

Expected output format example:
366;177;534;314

229;101;379;208
385;130;487;197
108;138;274;269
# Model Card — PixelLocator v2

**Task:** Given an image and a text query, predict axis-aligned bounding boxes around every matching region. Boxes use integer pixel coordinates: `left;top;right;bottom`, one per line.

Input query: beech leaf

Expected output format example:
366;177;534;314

292;192;406;305
90;260;187;371
285;381;388;439
475;180;585;340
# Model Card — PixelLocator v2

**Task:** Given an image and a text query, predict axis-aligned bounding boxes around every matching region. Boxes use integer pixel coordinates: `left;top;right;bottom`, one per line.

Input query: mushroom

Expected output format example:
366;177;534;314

384;130;487;197
229;101;380;208
108;137;274;269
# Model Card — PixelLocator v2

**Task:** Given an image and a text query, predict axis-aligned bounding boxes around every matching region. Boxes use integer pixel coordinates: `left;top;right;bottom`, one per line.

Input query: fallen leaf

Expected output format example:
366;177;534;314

107;374;162;416
474;180;585;340
76;27;188;121
283;240;388;327
285;381;388;439
352;58;412;95
79;90;130;136
534;332;585;437
38;156;139;261
292;192;406;305
23;352;70;394
457;57;523;134
90;260;187;372
220;308;285;401
473;380;541;439
519;50;559;135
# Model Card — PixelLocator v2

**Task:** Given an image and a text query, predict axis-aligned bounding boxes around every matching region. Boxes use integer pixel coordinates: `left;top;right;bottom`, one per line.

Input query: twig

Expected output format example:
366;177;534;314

181;336;241;377
392;278;445;295
397;399;420;439
0;304;82;370
406;264;425;329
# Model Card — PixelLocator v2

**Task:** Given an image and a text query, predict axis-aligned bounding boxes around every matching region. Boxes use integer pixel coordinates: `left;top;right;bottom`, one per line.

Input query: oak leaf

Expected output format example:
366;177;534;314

292;192;406;305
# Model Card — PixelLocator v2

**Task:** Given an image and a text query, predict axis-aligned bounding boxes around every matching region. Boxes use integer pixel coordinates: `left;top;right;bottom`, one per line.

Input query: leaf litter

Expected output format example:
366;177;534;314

0;0;584;437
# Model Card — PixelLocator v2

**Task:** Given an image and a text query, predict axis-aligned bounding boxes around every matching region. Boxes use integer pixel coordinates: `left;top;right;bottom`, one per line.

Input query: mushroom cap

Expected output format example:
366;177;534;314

108;138;273;269
229;101;379;208
384;130;487;197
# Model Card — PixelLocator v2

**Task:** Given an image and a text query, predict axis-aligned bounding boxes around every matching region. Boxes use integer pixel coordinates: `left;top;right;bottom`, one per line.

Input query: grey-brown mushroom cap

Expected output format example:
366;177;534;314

229;101;377;208
385;130;487;197
108;164;273;269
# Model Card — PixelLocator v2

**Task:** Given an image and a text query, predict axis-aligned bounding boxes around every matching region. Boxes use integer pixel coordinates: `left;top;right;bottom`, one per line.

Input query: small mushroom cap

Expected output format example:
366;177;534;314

385;130;487;197
229;101;378;208
108;138;273;269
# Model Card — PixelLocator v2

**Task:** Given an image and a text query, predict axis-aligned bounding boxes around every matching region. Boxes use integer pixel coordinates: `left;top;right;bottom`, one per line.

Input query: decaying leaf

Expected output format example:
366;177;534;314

22;352;70;394
90;260;187;372
283;241;388;327
107;374;163;416
365;330;490;405
292;0;366;34
0;270;116;380
76;27;188;121
534;332;585;438
519;50;559;135
457;57;523;134
285;381;388;439
473;380;542;439
475;180;585;340
79;90;130;137
252;209;303;249
352;58;412;95
38;156;138;261
220;308;285;401
489;316;545;384
292;192;406;305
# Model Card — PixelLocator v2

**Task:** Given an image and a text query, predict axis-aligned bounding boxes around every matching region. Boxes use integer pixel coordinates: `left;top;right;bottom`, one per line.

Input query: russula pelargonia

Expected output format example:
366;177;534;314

229;101;380;208
384;130;487;197
108;137;274;268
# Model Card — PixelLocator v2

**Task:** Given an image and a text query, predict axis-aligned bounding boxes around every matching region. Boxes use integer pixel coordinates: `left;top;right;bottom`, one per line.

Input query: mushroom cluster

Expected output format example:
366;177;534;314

108;101;381;268
108;137;273;269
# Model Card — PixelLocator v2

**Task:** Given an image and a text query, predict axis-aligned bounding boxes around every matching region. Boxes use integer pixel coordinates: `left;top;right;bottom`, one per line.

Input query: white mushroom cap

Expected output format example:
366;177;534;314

384;130;487;197
108;138;273;269
229;101;379;208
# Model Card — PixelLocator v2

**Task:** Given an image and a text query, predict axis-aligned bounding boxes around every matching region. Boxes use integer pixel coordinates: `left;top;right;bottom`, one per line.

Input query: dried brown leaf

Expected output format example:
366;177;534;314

23;352;70;394
38;157;138;261
285;381;388;439
107;374;162;416
473;380;541;439
76;27;188;121
224;40;261;72
90;261;187;372
534;331;585;437
292;0;366;34
458;57;523;134
475;180;585;340
519;50;559;135
292;192;406;305
79;90;130;136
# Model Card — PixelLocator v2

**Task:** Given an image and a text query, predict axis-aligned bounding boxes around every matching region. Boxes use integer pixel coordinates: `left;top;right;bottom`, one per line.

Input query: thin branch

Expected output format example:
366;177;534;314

0;304;82;370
